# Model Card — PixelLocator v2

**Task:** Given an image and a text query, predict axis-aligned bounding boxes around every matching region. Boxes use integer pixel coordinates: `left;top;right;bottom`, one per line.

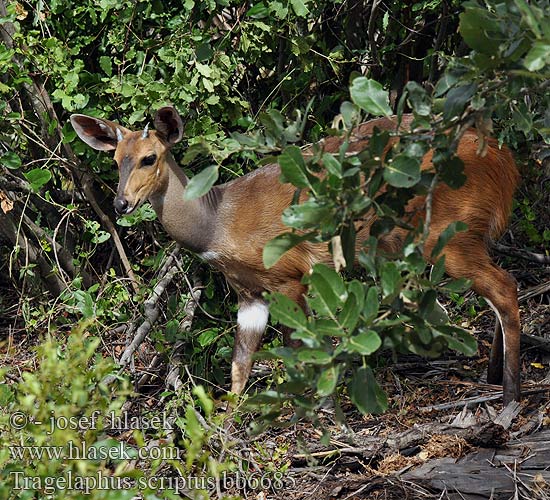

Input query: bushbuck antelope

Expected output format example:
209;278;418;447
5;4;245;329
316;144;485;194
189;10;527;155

70;107;521;404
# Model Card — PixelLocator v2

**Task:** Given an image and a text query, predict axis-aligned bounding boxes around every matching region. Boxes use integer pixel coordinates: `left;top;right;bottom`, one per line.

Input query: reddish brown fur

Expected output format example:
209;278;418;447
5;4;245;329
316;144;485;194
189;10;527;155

71;109;521;404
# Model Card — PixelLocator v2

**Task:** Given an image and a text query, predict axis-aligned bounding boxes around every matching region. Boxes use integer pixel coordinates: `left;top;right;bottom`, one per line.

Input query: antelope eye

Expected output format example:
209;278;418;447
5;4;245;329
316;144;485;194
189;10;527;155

141;154;157;167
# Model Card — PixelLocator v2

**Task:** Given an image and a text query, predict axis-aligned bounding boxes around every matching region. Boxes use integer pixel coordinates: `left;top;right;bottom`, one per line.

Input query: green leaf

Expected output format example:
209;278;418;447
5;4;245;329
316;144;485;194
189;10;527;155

383;155;421;188
433;325;477;356
339;293;359;331
24;168;51;191
348;280;365;310
348;366;388;414
340;101;359;127
311;264;347;301
430;221;468;258
425;300;449;326
183;165;218;201
165;319;179;341
195;61;212;77
441;278;471;293
91;230;110;244
350;77;392;116
348;329;382;355
418;289;437;320
322;153;342;178
438;156;466;189
363;286;379;322
370;129;390;157
514;0;542;39
380;261;400;298
282;198;332;229
512;103;533;133
195;43;214;62
198;329;218;347
74;290;95;319
443;83;477;121
263;232;310;268
192;385;214;416
279;145;310;188
0;383;14;405
308;271;343;316
269;293;308;331
297;349;332;364
405;81;431;116
434;72;460;97
430;256;446;283
247;390;285;405
317;365;339;396
382;10;389;30
314;319;345;337
459;7;501;54
246;2;269;18
340;222;356;269
0;152;21;170
290;0;309;17
523;41;550;72
99;56;112;76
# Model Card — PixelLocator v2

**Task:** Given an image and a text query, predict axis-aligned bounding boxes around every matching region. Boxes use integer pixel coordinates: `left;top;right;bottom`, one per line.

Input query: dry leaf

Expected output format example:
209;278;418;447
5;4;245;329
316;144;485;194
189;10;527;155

331;235;346;272
475;115;494;157
0;190;14;214
15;2;28;20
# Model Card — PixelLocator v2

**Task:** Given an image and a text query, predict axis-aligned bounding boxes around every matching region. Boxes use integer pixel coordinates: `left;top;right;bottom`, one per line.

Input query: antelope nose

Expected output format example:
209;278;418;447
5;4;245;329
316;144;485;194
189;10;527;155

114;197;128;215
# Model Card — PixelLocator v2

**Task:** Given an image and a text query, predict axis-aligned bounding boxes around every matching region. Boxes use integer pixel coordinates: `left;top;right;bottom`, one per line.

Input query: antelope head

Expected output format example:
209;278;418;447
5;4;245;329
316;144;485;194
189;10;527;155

70;107;184;215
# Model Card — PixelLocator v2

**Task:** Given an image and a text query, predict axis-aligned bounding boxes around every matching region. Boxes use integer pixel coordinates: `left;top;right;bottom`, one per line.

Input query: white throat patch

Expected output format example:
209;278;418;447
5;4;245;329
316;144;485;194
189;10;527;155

199;251;220;261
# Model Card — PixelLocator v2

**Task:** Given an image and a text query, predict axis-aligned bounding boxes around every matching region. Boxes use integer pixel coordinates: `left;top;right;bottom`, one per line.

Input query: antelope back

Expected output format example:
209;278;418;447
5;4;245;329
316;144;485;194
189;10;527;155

318;116;518;248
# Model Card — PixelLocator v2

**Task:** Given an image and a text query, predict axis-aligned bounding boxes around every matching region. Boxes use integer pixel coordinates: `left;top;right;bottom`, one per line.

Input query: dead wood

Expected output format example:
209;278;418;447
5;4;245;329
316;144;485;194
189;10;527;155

102;246;182;385
165;267;203;393
519;280;550;303
493;242;550;265
419;386;550;412
0;210;66;295
402;430;550;498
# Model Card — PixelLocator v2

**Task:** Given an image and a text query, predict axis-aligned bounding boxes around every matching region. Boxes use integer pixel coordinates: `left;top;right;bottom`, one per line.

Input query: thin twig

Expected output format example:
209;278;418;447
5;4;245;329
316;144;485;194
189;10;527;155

102;248;183;384
119;266;179;367
493;242;550;265
519;280;550;303
420;386;550;412
165;268;203;393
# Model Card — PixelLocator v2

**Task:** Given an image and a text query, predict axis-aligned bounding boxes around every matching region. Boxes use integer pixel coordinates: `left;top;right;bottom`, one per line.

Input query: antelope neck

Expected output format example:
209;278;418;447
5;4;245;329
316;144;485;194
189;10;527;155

148;155;221;254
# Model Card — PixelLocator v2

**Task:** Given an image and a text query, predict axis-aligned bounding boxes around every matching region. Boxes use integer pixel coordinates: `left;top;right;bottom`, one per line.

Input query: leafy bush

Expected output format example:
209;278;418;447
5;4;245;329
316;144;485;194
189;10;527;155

0;325;140;499
0;324;247;499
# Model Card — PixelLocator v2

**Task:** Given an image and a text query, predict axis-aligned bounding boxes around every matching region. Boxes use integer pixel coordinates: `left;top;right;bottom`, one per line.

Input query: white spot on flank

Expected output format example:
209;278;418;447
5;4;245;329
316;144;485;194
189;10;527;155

199;251;220;261
238;302;269;332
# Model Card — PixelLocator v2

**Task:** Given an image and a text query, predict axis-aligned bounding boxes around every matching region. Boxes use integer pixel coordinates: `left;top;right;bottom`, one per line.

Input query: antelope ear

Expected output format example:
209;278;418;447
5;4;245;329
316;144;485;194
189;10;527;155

70;114;130;151
154;106;183;145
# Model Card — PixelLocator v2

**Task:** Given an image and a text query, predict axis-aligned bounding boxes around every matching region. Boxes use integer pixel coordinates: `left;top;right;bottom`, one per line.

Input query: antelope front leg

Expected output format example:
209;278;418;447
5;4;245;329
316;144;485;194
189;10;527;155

230;298;269;394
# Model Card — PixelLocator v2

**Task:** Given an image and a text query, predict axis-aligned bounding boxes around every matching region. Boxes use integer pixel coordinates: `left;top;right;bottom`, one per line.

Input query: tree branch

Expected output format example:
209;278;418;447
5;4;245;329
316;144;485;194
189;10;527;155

102;246;182;385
